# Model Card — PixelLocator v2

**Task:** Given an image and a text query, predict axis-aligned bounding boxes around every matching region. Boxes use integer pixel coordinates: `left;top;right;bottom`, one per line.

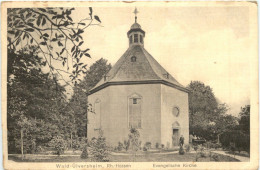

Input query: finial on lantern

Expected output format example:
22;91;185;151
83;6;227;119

133;7;139;23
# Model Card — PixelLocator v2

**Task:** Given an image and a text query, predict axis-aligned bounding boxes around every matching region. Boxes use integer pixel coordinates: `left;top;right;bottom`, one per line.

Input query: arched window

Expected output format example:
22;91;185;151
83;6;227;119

128;93;142;129
131;56;136;62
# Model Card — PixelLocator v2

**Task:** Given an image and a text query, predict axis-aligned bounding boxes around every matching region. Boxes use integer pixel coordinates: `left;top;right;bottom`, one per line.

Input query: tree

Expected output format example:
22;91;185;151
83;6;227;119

7;46;68;155
187;81;238;141
219;105;250;154
187;81;218;139
7;7;102;83
213;104;238;143
128;128;141;162
90;130;109;162
238;105;250;134
68;58;111;138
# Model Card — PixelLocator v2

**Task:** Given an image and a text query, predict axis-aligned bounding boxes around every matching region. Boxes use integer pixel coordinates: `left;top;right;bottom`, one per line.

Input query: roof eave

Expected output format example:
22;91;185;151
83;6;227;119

87;80;190;96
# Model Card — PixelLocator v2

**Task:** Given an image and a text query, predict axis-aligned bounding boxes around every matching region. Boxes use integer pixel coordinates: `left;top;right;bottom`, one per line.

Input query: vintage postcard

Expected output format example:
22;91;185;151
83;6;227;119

1;1;258;170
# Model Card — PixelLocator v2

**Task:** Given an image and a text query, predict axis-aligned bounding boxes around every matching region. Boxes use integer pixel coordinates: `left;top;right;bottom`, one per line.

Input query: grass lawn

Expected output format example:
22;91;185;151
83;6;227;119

8;152;239;162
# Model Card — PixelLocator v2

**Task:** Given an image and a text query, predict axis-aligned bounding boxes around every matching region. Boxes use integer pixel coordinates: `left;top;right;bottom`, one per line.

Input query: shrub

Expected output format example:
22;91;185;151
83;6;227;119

80;145;88;159
212;154;220;162
90;132;109;162
143;146;147;151
144;142;152;150
49;136;67;156
155;142;160;149
184;144;191;152
117;142;124;151
128;128;141;162
36;146;45;153
194;145;198;151
198;146;207;158
200;151;207;157
215;143;221;149
220;130;249;153
139;141;142;150
161;144;164;149
123;140;130;151
179;146;185;155
128;128;140;152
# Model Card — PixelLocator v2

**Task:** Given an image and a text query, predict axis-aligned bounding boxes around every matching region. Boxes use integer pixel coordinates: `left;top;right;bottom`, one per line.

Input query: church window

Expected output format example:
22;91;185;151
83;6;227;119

140;35;143;44
172;107;180;117
128;94;142;129
130;35;133;44
134;34;138;43
131;56;136;62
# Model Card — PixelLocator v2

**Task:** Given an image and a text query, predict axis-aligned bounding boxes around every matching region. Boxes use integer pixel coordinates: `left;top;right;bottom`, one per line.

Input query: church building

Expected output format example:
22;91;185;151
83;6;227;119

87;9;189;148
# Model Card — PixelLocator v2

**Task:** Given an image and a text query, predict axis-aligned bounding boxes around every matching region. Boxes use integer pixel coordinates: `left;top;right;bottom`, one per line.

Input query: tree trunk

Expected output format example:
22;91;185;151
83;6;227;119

20;129;24;160
70;131;73;149
217;134;220;144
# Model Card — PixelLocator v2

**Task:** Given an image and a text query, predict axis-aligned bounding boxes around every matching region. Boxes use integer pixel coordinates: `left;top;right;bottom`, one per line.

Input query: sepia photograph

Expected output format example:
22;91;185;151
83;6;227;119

1;1;258;169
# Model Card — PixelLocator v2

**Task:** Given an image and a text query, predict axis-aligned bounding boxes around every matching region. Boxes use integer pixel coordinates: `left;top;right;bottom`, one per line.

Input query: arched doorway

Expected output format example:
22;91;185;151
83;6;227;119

172;121;180;147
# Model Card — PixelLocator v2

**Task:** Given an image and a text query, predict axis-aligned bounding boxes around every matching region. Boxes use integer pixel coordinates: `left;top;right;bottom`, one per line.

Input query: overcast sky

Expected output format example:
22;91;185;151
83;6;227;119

66;4;256;116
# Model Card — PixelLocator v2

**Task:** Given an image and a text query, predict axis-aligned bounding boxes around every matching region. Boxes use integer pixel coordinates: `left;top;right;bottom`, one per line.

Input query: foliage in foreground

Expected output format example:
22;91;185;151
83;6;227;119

49;136;67;156
7;7;102;83
90;131;109;162
80;145;88;159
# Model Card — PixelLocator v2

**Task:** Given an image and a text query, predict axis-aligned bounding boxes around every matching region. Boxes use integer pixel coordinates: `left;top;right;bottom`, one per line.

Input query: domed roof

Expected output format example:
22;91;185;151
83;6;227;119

131;22;141;29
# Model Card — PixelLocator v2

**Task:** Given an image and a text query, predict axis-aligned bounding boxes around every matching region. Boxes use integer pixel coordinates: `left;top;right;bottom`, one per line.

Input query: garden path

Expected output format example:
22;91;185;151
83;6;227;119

211;151;249;162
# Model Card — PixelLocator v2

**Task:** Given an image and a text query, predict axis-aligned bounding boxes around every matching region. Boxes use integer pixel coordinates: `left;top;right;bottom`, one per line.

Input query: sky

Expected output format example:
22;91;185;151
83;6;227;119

64;4;256;116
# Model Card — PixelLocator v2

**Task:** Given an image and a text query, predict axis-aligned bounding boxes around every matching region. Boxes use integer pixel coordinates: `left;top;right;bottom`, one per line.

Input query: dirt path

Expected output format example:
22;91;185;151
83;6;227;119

211;151;249;162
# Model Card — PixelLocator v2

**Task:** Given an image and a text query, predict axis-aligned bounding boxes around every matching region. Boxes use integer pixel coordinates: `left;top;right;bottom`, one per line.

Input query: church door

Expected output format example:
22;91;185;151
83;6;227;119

172;129;179;147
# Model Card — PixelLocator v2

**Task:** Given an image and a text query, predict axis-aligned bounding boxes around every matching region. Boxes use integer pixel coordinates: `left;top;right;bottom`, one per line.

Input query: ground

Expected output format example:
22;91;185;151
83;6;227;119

8;152;239;162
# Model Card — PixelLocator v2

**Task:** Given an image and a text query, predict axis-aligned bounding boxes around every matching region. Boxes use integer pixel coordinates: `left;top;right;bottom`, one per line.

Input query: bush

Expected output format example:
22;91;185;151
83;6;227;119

194;145;198;151
198;146;207;158
184;144;191;152
36;146;45;153
128;128;141;152
161;144;164;149
179;146;185;155
206;141;222;150
123;140;130;151
90;132;109;162
220;130;249;153
155;142;160;149
144;142;152;150
49;136;67;156
211;154;220;162
117;142;124;151
80;145;88;159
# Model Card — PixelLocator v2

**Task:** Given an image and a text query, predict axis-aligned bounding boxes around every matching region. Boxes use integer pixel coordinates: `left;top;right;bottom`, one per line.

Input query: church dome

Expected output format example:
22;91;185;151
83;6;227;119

131;22;141;29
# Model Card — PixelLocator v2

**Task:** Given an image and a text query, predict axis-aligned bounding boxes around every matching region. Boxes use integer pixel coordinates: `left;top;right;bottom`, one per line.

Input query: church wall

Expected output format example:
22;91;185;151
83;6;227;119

87;86;111;141
88;84;162;147
160;84;189;148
